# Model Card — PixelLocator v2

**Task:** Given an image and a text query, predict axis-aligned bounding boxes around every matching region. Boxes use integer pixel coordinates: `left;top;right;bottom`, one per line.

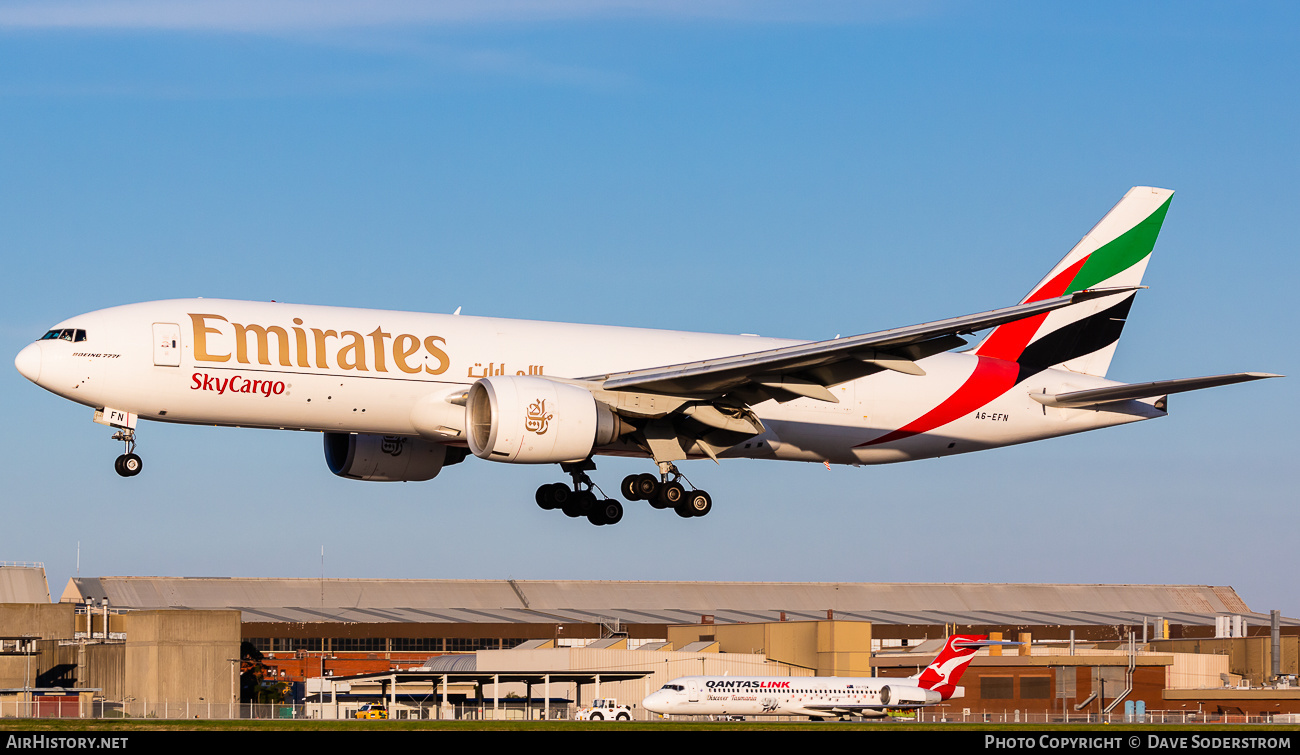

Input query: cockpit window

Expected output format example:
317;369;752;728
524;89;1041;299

40;329;86;342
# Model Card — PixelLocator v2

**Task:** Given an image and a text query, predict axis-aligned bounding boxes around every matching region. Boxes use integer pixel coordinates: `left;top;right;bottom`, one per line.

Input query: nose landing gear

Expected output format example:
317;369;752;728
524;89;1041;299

111;429;142;478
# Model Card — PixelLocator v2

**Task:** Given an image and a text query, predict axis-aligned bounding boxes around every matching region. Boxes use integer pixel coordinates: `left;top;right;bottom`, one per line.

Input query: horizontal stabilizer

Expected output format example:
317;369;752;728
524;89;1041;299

1031;372;1281;409
953;639;1021;650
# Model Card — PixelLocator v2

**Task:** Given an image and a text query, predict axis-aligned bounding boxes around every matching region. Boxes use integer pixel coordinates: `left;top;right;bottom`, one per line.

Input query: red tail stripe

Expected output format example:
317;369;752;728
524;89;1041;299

861;258;1089;449
974;255;1087;361
859;356;1020;447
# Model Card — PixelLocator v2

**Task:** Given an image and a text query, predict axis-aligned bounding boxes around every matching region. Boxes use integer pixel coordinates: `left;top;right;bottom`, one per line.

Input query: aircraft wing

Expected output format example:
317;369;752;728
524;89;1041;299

586;288;1134;403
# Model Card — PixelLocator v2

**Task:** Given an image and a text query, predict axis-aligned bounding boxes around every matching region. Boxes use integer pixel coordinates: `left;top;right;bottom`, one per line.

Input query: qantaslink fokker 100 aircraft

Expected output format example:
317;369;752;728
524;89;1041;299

14;187;1279;526
642;634;1011;720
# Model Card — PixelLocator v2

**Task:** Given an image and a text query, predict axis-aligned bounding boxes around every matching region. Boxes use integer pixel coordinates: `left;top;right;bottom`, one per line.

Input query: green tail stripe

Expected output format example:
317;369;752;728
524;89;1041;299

1066;195;1173;294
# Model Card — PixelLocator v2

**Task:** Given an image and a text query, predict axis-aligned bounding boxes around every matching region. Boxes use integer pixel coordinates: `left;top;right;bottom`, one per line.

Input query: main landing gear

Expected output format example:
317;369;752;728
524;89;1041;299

111;428;142;478
535;461;713;526
535;461;624;526
621;462;712;519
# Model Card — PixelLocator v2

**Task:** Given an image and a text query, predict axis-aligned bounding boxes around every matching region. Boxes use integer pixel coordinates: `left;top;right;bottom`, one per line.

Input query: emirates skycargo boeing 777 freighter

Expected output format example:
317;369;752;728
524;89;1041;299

14;187;1278;525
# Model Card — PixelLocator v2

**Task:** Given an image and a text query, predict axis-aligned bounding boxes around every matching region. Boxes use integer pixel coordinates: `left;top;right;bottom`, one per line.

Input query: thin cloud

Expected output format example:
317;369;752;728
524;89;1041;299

0;0;927;33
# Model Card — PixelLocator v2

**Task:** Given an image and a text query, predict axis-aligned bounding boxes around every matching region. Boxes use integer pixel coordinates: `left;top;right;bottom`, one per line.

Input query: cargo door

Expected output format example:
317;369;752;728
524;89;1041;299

153;322;181;366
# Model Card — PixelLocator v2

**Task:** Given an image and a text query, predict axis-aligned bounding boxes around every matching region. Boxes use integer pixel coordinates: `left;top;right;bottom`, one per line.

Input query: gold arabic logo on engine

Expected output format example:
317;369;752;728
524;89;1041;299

524;399;552;435
381;436;406;457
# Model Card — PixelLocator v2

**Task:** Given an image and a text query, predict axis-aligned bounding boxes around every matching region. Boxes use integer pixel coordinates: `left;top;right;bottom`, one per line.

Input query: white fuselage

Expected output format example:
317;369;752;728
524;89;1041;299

642;675;949;718
16;298;1163;466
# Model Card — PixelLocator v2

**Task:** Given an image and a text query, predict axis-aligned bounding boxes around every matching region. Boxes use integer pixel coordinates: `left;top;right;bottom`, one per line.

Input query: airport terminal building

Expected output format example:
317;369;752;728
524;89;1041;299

2;565;1297;721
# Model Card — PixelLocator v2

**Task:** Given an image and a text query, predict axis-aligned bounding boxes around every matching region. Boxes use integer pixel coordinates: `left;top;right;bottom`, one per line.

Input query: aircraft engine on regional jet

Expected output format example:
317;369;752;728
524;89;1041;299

466;376;628;464
879;685;942;707
324;432;451;482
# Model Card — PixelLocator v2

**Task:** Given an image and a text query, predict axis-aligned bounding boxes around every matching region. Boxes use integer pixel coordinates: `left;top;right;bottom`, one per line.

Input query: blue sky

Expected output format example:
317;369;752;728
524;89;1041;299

2;1;1296;620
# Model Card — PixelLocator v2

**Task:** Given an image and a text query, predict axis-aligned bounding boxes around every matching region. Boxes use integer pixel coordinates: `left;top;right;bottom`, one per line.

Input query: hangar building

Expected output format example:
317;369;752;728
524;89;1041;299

3;567;1297;720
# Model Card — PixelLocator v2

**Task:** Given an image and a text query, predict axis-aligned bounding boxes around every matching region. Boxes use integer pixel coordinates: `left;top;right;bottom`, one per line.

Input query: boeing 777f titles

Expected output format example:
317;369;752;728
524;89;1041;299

14;187;1278;525
643;634;1010;720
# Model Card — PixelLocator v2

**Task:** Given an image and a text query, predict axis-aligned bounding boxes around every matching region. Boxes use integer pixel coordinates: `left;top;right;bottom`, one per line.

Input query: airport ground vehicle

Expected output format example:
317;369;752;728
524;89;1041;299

575;698;633;720
354;703;388;719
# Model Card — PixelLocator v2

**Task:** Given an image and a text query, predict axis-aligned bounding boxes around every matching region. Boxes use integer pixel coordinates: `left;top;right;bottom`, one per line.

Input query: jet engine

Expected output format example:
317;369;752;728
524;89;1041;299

878;685;942;707
324;432;451;482
466;376;626;464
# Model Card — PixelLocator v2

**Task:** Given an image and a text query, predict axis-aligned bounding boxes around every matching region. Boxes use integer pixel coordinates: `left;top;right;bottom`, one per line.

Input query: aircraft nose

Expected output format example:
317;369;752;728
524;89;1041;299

642;691;666;713
14;342;41;383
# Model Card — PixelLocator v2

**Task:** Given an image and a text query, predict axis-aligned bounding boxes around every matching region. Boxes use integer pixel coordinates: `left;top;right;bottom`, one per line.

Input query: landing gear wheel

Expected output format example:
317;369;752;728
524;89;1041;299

115;453;142;478
111;428;141;478
563;489;596;518
634;473;661;503
586;499;623;526
682;489;712;517
536;483;566;510
621;475;642;501
657;481;685;508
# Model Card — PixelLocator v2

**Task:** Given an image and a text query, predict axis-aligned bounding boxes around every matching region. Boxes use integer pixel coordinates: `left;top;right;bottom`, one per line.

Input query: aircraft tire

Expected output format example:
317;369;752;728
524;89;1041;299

657;481;684;508
564;489;596;518
621;475;642;500
536;484;559;510
120;454;142;477
684;489;712;517
599;499;623;525
634;474;660;502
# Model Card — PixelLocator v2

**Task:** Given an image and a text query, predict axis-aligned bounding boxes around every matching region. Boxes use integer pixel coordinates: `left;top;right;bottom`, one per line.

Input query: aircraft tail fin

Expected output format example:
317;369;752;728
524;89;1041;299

915;635;1020;700
915;635;984;699
973;186;1174;377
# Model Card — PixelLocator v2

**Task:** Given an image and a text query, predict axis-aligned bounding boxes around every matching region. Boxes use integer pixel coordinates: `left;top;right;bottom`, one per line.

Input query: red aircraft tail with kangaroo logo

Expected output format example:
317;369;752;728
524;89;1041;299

915;635;1017;700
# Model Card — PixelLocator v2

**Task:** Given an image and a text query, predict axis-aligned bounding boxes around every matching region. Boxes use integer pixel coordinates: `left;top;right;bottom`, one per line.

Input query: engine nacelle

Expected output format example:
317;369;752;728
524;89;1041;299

324;432;449;482
879;684;942;707
466;376;624;464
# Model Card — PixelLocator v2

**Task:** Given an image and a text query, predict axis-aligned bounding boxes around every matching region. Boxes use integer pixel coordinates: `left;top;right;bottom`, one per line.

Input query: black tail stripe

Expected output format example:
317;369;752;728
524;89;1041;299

1016;294;1135;382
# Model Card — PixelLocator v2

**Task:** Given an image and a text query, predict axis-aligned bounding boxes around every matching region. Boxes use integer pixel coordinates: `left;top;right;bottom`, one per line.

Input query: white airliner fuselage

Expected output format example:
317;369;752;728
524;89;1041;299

643;634;1003;720
14;298;1149;464
642;675;952;719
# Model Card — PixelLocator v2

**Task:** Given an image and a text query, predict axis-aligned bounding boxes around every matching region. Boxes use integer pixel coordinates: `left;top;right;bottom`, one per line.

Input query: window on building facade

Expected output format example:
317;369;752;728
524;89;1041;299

980;676;1014;699
1021;676;1051;699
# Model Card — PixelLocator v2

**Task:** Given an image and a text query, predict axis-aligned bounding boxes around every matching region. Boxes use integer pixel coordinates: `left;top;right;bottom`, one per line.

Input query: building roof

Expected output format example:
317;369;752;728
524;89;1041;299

59;577;1296;628
0;564;51;603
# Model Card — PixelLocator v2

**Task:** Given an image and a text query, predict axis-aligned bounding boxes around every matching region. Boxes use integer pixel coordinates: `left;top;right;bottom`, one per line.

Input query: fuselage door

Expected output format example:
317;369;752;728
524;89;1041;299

687;680;700;702
153;323;181;367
